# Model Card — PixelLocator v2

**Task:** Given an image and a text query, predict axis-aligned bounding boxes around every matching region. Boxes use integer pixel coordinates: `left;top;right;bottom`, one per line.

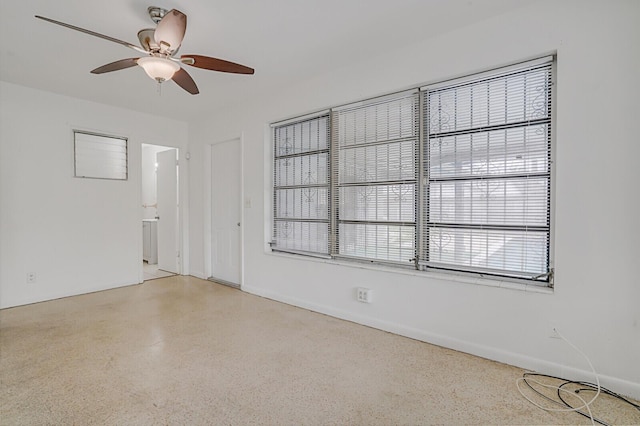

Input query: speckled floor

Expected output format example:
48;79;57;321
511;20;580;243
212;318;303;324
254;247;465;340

1;276;638;425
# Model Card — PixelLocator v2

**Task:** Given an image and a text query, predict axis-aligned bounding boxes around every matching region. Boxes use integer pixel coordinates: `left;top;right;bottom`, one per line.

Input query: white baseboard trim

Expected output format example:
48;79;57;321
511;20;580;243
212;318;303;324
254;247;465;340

189;271;207;280
242;285;640;400
0;279;140;310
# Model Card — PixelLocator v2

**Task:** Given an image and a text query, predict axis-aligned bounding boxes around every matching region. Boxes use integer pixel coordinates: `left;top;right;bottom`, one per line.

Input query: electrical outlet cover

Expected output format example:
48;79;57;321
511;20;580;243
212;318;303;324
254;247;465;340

356;287;372;303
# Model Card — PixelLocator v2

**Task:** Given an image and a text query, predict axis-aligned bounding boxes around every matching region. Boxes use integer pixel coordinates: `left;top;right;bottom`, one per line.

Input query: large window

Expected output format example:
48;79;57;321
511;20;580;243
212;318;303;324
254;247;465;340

333;91;419;264
271;57;554;285
272;114;330;255
421;59;553;280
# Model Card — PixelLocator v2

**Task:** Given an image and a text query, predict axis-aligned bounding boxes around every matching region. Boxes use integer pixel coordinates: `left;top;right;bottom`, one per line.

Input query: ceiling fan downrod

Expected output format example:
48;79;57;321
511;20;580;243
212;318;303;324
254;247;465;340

147;6;169;24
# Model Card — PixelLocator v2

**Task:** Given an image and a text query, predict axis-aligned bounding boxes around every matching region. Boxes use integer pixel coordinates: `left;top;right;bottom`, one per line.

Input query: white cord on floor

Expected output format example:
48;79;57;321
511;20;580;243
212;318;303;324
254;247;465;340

516;327;601;425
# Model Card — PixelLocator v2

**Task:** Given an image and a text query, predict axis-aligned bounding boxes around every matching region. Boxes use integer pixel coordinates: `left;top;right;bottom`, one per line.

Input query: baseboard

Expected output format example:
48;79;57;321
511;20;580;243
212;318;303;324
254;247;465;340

242;284;640;400
0;280;140;310
189;271;207;280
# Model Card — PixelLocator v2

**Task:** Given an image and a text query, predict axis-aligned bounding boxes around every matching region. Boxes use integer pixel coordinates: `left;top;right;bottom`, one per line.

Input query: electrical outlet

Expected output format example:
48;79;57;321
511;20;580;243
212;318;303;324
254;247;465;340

26;272;36;283
549;322;560;339
356;287;372;303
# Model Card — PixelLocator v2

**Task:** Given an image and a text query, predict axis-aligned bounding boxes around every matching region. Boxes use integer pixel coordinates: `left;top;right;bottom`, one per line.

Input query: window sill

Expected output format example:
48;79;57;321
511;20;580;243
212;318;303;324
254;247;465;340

266;249;554;294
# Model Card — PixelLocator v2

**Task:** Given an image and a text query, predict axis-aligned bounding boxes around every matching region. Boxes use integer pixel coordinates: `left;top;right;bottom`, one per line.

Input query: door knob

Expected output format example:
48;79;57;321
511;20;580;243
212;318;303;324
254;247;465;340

237;222;241;227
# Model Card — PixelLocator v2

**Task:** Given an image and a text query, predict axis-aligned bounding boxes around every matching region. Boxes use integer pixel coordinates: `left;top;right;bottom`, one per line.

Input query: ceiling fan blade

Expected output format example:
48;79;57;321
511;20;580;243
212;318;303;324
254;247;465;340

91;58;139;74
154;9;186;53
172;68;199;95
35;15;146;54
181;55;255;75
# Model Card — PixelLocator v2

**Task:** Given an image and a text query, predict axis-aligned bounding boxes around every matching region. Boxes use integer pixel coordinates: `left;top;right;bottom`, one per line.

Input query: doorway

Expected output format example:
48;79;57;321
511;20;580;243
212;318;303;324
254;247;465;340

208;137;242;288
141;144;180;281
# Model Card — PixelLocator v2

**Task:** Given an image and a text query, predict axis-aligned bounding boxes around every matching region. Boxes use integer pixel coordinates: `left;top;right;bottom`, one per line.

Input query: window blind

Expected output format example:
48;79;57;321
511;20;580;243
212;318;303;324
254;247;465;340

332;91;419;264
421;60;553;280
272;115;330;255
271;56;555;286
74;131;128;180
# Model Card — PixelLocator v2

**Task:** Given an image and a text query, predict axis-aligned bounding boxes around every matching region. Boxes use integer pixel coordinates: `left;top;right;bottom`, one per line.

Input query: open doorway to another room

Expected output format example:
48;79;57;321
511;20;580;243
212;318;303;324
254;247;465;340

141;144;180;281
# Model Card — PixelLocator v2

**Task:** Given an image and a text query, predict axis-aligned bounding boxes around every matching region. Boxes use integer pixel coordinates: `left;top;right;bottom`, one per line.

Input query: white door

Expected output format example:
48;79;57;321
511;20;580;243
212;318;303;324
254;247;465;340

211;139;241;285
157;149;179;274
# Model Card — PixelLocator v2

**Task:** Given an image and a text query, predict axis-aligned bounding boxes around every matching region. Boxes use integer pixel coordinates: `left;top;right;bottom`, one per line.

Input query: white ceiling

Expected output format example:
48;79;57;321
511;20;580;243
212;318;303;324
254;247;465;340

0;0;536;122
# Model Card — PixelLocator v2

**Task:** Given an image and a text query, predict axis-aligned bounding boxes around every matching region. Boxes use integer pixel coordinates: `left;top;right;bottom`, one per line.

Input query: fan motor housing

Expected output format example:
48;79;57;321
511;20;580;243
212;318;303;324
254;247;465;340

147;6;168;24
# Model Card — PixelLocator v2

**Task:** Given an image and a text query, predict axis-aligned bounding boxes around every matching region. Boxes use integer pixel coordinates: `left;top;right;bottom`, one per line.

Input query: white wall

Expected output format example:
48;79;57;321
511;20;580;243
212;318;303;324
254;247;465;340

188;0;640;398
0;82;188;308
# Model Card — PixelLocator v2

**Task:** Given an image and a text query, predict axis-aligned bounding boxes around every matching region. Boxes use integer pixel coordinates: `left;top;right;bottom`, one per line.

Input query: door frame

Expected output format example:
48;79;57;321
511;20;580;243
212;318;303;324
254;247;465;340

204;134;245;288
139;143;184;283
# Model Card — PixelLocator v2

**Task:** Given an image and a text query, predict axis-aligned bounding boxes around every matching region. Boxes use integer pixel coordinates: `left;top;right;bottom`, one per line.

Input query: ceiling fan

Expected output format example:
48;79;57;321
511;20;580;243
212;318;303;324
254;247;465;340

35;7;254;95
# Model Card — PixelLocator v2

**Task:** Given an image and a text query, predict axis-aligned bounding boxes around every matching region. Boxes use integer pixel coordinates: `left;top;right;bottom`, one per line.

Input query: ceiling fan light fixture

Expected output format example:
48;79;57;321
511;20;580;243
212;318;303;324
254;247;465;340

35;11;254;95
137;56;179;82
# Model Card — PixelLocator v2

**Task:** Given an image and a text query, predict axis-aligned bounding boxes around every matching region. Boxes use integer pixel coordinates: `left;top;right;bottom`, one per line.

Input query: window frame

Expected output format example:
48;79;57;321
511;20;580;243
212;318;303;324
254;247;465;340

73;130;128;181
270;56;555;287
270;112;332;257
332;90;420;266
420;57;554;283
